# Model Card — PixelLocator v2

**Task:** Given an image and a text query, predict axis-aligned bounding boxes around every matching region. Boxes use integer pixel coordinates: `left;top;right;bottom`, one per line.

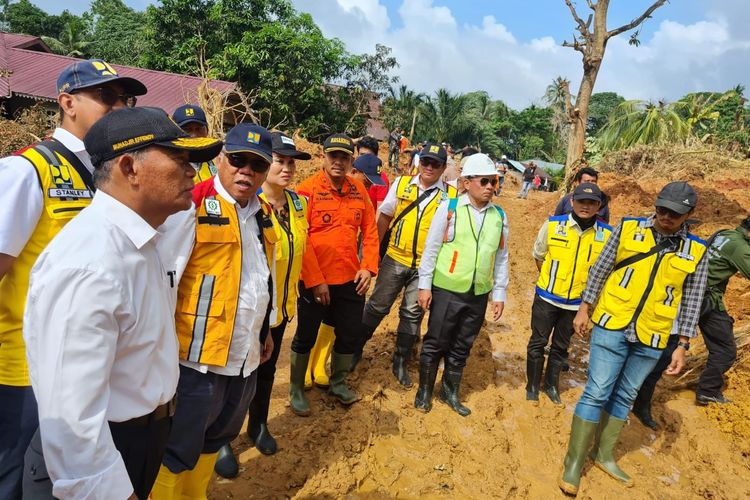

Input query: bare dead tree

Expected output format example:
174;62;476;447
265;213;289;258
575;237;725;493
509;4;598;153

561;0;668;187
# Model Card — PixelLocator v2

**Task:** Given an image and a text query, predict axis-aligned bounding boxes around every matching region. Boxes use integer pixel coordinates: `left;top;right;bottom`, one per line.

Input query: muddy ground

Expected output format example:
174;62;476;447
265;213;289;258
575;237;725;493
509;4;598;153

209;152;750;499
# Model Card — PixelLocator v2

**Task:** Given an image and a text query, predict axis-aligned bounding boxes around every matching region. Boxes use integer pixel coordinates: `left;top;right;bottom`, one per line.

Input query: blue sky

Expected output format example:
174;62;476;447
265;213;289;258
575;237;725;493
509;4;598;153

28;0;750;109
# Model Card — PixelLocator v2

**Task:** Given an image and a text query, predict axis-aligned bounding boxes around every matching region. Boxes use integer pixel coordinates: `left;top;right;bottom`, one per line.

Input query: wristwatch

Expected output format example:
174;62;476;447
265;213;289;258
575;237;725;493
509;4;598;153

677;341;690;351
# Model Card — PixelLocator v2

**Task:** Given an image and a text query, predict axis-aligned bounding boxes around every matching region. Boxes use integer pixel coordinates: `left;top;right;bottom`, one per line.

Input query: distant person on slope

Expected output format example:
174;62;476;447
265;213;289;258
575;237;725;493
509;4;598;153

553;166;611;223
388;127;402;169
518;162;537;199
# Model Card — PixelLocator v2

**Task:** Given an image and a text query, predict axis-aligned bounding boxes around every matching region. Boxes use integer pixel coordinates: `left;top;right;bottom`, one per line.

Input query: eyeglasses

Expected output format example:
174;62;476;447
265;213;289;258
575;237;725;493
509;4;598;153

419;158;444;169
470;176;498;187
226;152;270;173
77;87;137;108
655;206;683;218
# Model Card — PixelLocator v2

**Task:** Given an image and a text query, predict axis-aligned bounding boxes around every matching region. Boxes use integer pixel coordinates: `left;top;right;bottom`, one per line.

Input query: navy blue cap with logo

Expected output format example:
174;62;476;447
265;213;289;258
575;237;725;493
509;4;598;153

353;153;386;186
57;58;147;96
224;124;273;163
172;104;208;127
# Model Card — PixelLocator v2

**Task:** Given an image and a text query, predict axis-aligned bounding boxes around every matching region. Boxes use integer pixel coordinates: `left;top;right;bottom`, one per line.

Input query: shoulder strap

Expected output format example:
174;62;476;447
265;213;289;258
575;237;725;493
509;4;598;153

614;231;673;271
41;139;96;192
389;185;436;229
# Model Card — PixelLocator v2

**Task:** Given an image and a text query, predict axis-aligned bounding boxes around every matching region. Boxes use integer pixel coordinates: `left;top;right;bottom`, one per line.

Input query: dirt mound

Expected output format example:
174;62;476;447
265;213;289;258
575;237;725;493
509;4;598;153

0;105;55;156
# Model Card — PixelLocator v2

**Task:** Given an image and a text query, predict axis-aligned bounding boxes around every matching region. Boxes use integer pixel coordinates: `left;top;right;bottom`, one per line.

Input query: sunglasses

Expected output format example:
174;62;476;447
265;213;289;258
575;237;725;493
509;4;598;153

226;152;270;173
470;176;498;187
419;158;444;169
655;206;683;218
77;87;137;108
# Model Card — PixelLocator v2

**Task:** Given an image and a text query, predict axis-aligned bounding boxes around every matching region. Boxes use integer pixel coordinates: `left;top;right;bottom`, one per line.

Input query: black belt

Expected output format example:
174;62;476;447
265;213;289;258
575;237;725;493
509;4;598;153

117;397;177;427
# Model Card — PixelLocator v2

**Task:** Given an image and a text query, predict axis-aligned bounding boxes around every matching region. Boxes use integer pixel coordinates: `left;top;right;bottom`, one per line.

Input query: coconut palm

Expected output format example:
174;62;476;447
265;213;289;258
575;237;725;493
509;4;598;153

418;88;473;145
597;100;691;151
42;18;92;57
381;84;425;140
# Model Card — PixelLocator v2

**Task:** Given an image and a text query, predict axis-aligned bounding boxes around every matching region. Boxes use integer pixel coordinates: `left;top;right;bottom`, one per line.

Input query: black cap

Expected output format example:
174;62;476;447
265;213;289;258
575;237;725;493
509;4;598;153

420;142;447;164
353;154;385;186
271;132;311;160
172;104;208;127
84;107;222;167
224;124;273;163
572;182;603;202
323;133;355;155
655;181;697;215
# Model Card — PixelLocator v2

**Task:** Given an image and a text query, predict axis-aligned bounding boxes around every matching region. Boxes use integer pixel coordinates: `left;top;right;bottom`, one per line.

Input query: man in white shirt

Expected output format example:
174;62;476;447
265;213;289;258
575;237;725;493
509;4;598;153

415;154;509;417
0;58;146;500
150;124;276;498
22;107;222;500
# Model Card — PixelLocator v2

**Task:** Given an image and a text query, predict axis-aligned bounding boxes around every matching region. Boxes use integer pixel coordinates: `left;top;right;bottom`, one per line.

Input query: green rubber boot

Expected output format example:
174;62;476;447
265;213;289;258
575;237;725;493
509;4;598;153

590;412;634;487
289;351;311;416
328;352;360;405
559;415;598;495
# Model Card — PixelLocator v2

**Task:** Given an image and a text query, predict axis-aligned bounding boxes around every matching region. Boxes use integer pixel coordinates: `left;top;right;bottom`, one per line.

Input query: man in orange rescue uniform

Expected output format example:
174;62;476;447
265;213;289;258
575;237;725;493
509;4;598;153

289;133;379;414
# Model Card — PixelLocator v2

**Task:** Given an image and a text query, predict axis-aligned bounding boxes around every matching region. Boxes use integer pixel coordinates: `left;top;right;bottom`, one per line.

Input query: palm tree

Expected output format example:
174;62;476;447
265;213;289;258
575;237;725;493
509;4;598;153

545;76;572;150
42;18;92;57
381;84;426;141
418;89;472;145
596;100;691;151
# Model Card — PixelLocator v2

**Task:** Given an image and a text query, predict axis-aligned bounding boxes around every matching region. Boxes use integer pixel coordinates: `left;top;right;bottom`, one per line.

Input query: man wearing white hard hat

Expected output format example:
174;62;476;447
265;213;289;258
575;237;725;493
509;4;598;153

414;153;509;416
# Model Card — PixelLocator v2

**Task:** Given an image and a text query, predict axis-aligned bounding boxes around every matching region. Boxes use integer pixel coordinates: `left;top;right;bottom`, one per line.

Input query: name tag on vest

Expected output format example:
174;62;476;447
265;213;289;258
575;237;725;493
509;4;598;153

48;188;92;199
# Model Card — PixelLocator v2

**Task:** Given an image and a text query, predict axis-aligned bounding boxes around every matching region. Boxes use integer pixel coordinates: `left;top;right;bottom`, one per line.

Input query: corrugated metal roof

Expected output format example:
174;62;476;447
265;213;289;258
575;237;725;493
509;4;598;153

0;33;10;97
0;32;236;113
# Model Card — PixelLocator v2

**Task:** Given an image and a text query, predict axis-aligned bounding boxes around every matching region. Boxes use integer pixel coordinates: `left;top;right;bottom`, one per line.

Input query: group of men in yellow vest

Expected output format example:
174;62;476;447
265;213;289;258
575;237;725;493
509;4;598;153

0;57;720;500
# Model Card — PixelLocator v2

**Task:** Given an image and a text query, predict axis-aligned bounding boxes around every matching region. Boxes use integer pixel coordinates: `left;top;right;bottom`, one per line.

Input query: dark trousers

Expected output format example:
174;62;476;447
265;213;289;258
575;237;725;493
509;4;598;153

248;320;287;424
697;308;736;397
526;294;576;364
291;281;365;355
162;366;257;473
22;415;171;500
362;255;423;338
419;287;489;368
0;385;38;500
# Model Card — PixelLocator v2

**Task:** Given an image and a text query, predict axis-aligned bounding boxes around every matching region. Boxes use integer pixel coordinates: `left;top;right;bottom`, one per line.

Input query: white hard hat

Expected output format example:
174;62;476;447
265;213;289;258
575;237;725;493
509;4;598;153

461;153;497;177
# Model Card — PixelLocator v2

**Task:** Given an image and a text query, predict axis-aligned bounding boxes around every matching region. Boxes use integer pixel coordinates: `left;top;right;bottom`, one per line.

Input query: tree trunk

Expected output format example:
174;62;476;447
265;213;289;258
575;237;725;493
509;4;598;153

409;107;418;142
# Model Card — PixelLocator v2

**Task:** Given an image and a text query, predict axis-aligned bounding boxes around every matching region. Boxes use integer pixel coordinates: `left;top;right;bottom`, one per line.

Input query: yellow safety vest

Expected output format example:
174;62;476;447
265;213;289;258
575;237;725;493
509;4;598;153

0;142;93;386
387;176;457;268
433;199;504;295
536;215;612;307
592;218;707;349
175;189;278;366
260;190;308;328
192;159;217;184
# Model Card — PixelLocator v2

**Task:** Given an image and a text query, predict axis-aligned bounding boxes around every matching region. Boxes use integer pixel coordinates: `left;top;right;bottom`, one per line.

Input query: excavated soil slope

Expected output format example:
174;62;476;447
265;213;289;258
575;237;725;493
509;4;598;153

209;158;750;499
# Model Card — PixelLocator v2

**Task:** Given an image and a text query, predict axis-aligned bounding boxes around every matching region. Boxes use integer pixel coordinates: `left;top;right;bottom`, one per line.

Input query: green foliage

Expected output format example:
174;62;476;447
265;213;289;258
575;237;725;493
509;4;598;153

588;92;625;135
380;84;425;136
597;100;691;151
41;16;92;57
5;0;59;37
88;0;146;65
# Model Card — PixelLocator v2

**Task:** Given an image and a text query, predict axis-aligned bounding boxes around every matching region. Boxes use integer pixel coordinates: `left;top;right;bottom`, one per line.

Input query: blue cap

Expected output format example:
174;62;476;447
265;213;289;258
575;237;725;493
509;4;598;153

57;59;147;96
353;153;385;186
172;104;208;127
224;123;273;163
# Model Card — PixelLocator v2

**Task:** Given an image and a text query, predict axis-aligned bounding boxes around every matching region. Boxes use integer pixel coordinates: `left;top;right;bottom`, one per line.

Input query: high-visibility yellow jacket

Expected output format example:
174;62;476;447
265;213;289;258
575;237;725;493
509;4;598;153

0;142;93;386
387;175;457;268
592;218;707;349
536;215;612;307
192;160;217;184
175;180;278;366
260;189;308;328
433;199;504;295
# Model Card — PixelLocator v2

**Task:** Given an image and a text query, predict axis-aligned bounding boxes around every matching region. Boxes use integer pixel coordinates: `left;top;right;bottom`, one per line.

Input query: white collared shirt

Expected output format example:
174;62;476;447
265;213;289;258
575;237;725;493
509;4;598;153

378;174;449;218
159;176;271;377
23;190;180;500
0;128;93;256
418;193;510;302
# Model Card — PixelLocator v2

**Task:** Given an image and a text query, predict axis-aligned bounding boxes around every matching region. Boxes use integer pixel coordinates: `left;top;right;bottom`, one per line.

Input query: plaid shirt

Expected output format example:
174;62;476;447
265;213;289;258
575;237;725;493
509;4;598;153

581;216;709;341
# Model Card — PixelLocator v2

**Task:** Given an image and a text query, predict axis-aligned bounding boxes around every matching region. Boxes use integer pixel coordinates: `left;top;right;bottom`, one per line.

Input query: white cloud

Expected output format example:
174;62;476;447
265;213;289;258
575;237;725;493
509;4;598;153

292;0;750;109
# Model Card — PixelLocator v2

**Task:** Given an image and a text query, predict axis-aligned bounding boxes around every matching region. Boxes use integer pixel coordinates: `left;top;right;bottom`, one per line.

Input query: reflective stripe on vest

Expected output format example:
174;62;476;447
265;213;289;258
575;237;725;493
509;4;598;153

536;216;612;306
175;194;278;366
592;218;707;349
192;160;217;184
387;176;456;268
0;143;93;386
432;201;504;295
262;189;308;328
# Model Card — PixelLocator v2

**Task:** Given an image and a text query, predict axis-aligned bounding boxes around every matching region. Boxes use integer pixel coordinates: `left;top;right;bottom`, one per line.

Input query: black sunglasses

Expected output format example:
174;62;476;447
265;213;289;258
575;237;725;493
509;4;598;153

470;176;498;187
226;152;270;173
655;206;683;218
77;87;137;108
419;158;444;169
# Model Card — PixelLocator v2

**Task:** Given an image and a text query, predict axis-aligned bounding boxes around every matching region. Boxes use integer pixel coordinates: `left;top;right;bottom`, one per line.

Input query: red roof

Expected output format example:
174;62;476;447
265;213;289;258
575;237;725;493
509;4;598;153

0;32;236;113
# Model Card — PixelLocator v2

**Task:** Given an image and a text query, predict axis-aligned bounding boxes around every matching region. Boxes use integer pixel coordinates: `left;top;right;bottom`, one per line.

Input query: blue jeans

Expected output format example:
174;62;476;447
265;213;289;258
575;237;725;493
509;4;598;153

575;326;662;422
519;181;533;198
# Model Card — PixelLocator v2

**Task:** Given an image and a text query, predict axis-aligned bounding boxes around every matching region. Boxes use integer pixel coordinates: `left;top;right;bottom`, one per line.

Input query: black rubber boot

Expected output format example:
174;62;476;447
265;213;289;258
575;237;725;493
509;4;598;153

525;357;544;403
414;362;438;412
328;352;360;405
438;365;471;417
392;333;416;388
289;351;311;416
214;443;239;479
543;359;565;407
248;379;277;455
350;325;375;373
632;380;658;430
